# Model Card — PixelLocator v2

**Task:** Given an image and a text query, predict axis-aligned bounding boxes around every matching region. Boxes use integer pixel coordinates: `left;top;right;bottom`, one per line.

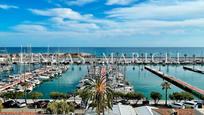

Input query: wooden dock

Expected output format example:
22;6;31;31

145;66;204;99
183;66;204;74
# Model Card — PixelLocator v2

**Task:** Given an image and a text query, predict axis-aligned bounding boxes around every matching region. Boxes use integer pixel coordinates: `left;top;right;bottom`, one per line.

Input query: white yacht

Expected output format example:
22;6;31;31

38;75;50;81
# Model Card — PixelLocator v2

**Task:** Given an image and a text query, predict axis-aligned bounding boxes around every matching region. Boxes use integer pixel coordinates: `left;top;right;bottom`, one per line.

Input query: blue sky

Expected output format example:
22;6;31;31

0;0;204;47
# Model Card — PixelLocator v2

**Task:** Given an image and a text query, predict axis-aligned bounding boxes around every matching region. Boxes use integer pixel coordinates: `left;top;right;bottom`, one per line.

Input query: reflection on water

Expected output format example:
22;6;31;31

0;64;42;79
33;65;87;98
126;65;204;99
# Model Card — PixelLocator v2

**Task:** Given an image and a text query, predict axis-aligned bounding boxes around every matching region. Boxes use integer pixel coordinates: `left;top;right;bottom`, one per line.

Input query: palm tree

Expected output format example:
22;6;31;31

78;89;90;108
21;82;29;104
83;76;113;115
161;81;171;105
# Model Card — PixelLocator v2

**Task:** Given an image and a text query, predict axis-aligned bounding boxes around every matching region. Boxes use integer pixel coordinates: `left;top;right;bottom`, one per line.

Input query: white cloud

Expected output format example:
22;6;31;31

25;3;204;36
0;4;18;9
6;0;204;47
50;18;100;32
30;8;91;20
29;8;99;32
106;0;134;5
67;0;96;6
12;24;47;32
106;0;204;20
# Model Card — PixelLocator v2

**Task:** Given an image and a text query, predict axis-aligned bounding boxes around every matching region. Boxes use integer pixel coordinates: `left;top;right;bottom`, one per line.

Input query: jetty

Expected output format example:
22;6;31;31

183;66;204;74
145;66;204;99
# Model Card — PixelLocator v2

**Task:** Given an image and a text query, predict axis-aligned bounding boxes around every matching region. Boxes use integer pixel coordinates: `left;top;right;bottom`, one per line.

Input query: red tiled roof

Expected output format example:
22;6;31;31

0;112;37;115
153;109;195;115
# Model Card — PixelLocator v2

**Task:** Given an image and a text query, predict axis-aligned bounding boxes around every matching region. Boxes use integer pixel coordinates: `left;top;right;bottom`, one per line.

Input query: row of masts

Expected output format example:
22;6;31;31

1;54;204;66
1;46;204;65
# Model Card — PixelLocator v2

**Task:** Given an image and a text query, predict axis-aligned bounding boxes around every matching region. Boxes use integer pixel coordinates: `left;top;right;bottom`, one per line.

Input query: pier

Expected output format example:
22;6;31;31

183;66;204;74
145;66;204;99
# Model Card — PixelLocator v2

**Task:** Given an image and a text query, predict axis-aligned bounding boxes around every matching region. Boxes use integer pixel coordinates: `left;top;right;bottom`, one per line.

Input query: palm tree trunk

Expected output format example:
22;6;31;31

24;90;27;104
102;108;105;115
165;89;167;105
97;102;100;115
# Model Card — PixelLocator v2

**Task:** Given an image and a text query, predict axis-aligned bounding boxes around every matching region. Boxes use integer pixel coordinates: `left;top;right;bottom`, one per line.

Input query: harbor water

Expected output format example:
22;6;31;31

33;64;204;99
2;64;204;99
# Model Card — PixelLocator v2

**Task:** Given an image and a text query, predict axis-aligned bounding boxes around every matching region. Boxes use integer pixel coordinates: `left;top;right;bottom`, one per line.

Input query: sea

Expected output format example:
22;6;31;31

1;47;204;99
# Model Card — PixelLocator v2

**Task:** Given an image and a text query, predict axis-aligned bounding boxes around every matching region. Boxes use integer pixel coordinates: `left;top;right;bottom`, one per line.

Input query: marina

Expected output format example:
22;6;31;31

1;0;204;113
77;62;134;94
1;48;204;99
0;64;69;94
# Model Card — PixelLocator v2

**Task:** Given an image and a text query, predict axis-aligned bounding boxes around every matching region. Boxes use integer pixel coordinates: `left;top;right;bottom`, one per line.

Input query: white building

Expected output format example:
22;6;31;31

85;103;158;115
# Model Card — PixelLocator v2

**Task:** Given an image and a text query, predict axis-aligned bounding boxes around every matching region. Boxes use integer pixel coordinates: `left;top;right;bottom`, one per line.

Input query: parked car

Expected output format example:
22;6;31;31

3;100;16;108
119;100;130;105
183;101;198;109
194;100;203;108
3;100;27;108
168;102;185;109
14;101;26;108
32;100;52;108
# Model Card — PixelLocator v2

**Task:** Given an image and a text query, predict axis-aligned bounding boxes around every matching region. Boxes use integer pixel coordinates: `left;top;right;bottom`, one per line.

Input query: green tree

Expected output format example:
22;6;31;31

125;92;134;101
113;92;125;102
169;92;184;102
169;92;194;102
1;92;23;101
125;92;144;104
180;92;194;101
47;100;74;114
47;101;58;114
49;92;67;100
150;92;162;105
134;93;144;104
1;92;13;100
77;89;90;107
161;81;171;105
13;92;24;101
174;92;183;102
29;92;43;103
83;77;113;115
169;94;175;100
